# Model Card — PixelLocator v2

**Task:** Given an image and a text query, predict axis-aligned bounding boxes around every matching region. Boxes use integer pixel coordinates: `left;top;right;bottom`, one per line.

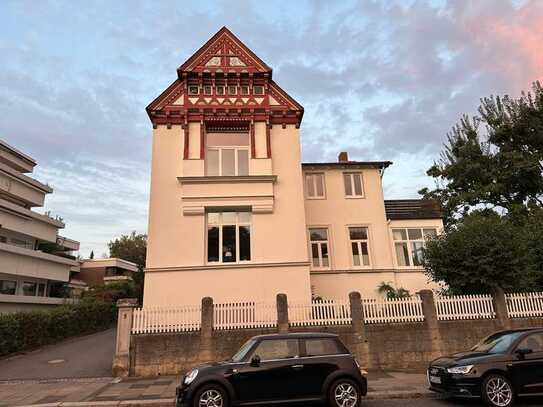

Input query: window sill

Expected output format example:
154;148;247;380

306;196;326;200
344;195;365;199
178;175;277;184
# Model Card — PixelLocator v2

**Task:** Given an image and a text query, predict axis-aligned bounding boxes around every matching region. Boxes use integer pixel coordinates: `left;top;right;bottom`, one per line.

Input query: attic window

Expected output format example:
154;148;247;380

188;86;199;95
228;86;237;95
203;86;212;95
216;86;225;96
253;86;264;95
240;86;249;95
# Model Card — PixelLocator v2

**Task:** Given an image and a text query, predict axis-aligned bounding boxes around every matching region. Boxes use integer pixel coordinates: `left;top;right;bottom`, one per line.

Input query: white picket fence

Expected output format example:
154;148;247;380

214;302;277;330
362;296;425;324
289;299;351;327
435;294;495;320
132;305;201;334
506;292;543;318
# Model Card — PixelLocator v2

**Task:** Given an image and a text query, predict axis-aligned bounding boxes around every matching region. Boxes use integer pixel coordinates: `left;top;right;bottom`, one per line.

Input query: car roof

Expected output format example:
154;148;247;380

251;332;339;340
494;328;543;336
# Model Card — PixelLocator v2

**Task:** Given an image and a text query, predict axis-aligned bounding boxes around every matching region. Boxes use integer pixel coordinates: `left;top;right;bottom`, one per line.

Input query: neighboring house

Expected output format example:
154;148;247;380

78;258;138;287
0;139;80;313
143;27;443;307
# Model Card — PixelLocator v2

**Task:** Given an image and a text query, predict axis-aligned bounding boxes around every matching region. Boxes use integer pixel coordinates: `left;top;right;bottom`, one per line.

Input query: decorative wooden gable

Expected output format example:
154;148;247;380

147;27;303;128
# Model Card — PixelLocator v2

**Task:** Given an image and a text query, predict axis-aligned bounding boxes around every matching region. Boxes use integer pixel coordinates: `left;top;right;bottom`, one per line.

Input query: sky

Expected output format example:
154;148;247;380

1;0;542;258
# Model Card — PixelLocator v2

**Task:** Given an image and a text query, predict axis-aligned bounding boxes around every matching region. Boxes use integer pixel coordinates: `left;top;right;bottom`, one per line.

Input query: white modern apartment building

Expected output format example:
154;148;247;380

0;139;80;313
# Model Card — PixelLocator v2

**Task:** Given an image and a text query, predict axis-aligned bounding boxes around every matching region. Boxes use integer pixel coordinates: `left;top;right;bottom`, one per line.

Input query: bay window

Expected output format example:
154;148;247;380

349;227;370;266
309;228;330;268
206;132;249;176
393;228;437;267
207;212;251;263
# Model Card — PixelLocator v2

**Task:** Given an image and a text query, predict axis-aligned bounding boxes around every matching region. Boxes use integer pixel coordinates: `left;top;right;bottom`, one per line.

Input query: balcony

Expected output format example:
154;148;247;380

178;175;276;215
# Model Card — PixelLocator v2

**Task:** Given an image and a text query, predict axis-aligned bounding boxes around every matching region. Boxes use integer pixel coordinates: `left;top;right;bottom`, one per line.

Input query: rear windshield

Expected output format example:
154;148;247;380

471;331;525;354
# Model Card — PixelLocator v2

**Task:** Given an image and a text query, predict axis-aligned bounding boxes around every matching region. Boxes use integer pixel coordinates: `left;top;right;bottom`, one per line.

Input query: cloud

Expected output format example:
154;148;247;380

1;0;541;255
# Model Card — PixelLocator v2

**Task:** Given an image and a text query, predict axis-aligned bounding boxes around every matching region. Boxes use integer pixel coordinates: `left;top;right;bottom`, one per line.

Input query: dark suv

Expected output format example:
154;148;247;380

176;333;367;407
428;328;543;407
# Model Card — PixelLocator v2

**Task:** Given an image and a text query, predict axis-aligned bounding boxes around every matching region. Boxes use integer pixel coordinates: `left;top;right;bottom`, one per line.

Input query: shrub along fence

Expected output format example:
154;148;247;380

0;300;116;357
113;290;543;377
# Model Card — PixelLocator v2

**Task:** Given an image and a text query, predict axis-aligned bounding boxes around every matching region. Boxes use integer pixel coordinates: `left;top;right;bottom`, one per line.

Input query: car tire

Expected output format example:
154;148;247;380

193;384;229;407
328;378;361;407
481;374;515;407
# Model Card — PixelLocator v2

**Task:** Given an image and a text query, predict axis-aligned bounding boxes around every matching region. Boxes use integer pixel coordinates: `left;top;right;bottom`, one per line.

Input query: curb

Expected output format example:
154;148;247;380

16;392;438;406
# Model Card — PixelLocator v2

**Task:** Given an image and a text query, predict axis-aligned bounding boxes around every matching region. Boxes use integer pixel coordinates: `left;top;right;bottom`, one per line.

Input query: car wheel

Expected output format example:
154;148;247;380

482;374;515;407
193;384;228;407
329;378;361;407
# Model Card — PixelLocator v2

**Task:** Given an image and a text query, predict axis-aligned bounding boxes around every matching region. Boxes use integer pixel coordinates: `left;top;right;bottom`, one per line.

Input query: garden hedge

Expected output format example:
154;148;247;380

0;299;116;357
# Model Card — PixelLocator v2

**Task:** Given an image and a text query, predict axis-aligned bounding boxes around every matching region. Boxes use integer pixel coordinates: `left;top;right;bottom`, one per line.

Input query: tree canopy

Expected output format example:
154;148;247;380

420;81;543;228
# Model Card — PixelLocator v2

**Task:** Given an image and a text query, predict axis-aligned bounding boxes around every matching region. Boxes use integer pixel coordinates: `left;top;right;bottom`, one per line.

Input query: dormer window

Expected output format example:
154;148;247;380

188;86;199;95
253;86;264;95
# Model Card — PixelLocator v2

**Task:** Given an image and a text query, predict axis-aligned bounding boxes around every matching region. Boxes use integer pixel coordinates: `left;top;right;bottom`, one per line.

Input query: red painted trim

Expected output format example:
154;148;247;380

183;125;189;159
266;123;271;158
200;122;205;159
250;122;256;158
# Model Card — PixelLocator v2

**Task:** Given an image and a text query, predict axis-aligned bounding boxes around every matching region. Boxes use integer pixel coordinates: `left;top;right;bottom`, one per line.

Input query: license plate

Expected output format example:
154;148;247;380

429;375;441;384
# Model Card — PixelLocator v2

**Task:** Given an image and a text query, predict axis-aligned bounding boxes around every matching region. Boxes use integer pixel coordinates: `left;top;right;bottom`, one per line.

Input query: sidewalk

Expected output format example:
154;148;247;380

0;371;434;406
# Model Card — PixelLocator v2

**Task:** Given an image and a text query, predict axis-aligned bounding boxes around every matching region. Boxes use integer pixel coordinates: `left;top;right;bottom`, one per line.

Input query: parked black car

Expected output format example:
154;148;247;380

428;328;543;407
176;332;367;407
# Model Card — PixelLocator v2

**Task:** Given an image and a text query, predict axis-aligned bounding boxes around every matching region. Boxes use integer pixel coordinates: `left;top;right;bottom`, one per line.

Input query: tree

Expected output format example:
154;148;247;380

420;81;543;228
422;211;538;294
108;231;147;302
378;282;411;299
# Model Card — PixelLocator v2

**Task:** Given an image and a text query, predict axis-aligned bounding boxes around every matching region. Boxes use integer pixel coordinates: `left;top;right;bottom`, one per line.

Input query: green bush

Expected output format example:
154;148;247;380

0;300;116;357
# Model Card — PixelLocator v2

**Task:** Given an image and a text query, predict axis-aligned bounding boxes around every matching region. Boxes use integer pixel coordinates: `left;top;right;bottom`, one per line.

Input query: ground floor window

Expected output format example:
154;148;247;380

349;227;370;266
22;281;37;296
392;228;437;266
0;280;16;295
207;212;251;263
309;228;330;268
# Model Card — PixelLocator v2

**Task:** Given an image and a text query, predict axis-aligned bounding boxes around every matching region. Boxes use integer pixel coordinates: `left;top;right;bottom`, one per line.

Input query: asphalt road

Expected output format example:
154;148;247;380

363;396;543;406
0;328;116;380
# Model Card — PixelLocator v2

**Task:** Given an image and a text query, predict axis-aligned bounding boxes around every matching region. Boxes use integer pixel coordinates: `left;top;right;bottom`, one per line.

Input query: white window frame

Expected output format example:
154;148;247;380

227;85;237;95
348;226;371;268
203;85;212;95
305;173;326;199
240;86;250;95
216;86;225;96
188;85;199;95
343;172;365;198
392;227;437;268
206;146;249;176
206;212;252;264
253;85;264;95
308;227;331;270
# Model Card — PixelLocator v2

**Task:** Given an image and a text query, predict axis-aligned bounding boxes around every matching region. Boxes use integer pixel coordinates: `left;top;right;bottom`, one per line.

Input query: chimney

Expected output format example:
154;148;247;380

338;151;349;162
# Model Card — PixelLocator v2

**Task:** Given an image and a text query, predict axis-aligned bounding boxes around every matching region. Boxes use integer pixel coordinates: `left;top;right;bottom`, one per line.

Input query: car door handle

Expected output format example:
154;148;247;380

292;364;304;369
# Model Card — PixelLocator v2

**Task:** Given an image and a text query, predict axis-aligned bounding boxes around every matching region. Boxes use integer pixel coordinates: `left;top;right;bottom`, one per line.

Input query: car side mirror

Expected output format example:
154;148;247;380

250;355;261;367
515;348;533;359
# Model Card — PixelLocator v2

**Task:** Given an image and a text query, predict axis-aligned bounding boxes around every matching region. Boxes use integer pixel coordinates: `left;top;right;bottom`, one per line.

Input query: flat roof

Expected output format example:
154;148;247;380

385;199;442;220
302;161;392;170
0;139;36;166
80;258;139;272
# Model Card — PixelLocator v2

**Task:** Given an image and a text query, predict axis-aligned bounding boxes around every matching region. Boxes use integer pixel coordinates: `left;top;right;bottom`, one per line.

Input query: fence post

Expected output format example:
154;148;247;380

492;288;511;329
418;290;443;359
199;297;214;362
349;291;372;368
276;293;289;333
112;298;138;377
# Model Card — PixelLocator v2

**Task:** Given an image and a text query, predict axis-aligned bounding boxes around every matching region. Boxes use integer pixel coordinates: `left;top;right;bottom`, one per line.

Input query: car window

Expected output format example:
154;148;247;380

251;339;299;361
471;331;525;354
517;333;543;353
305;338;344;356
231;339;256;362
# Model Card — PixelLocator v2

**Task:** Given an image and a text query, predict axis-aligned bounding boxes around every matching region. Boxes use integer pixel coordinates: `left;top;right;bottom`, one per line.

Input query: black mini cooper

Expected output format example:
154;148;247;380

428;328;543;407
176;333;367;407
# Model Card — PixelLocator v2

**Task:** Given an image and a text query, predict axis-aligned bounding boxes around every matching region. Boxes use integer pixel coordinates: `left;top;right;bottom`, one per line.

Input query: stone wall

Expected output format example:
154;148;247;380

114;290;543;377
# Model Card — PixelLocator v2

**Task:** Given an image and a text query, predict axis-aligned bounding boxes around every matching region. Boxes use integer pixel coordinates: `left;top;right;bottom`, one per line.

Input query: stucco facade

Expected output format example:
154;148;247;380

0;139;81;313
143;28;442;307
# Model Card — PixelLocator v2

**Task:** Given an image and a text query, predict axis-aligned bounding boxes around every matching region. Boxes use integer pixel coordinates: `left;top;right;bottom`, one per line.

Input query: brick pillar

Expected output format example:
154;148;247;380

492;287;511;329
349;291;372;368
419;290;443;359
112;298;138;377
276;293;289;333
200;297;214;362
